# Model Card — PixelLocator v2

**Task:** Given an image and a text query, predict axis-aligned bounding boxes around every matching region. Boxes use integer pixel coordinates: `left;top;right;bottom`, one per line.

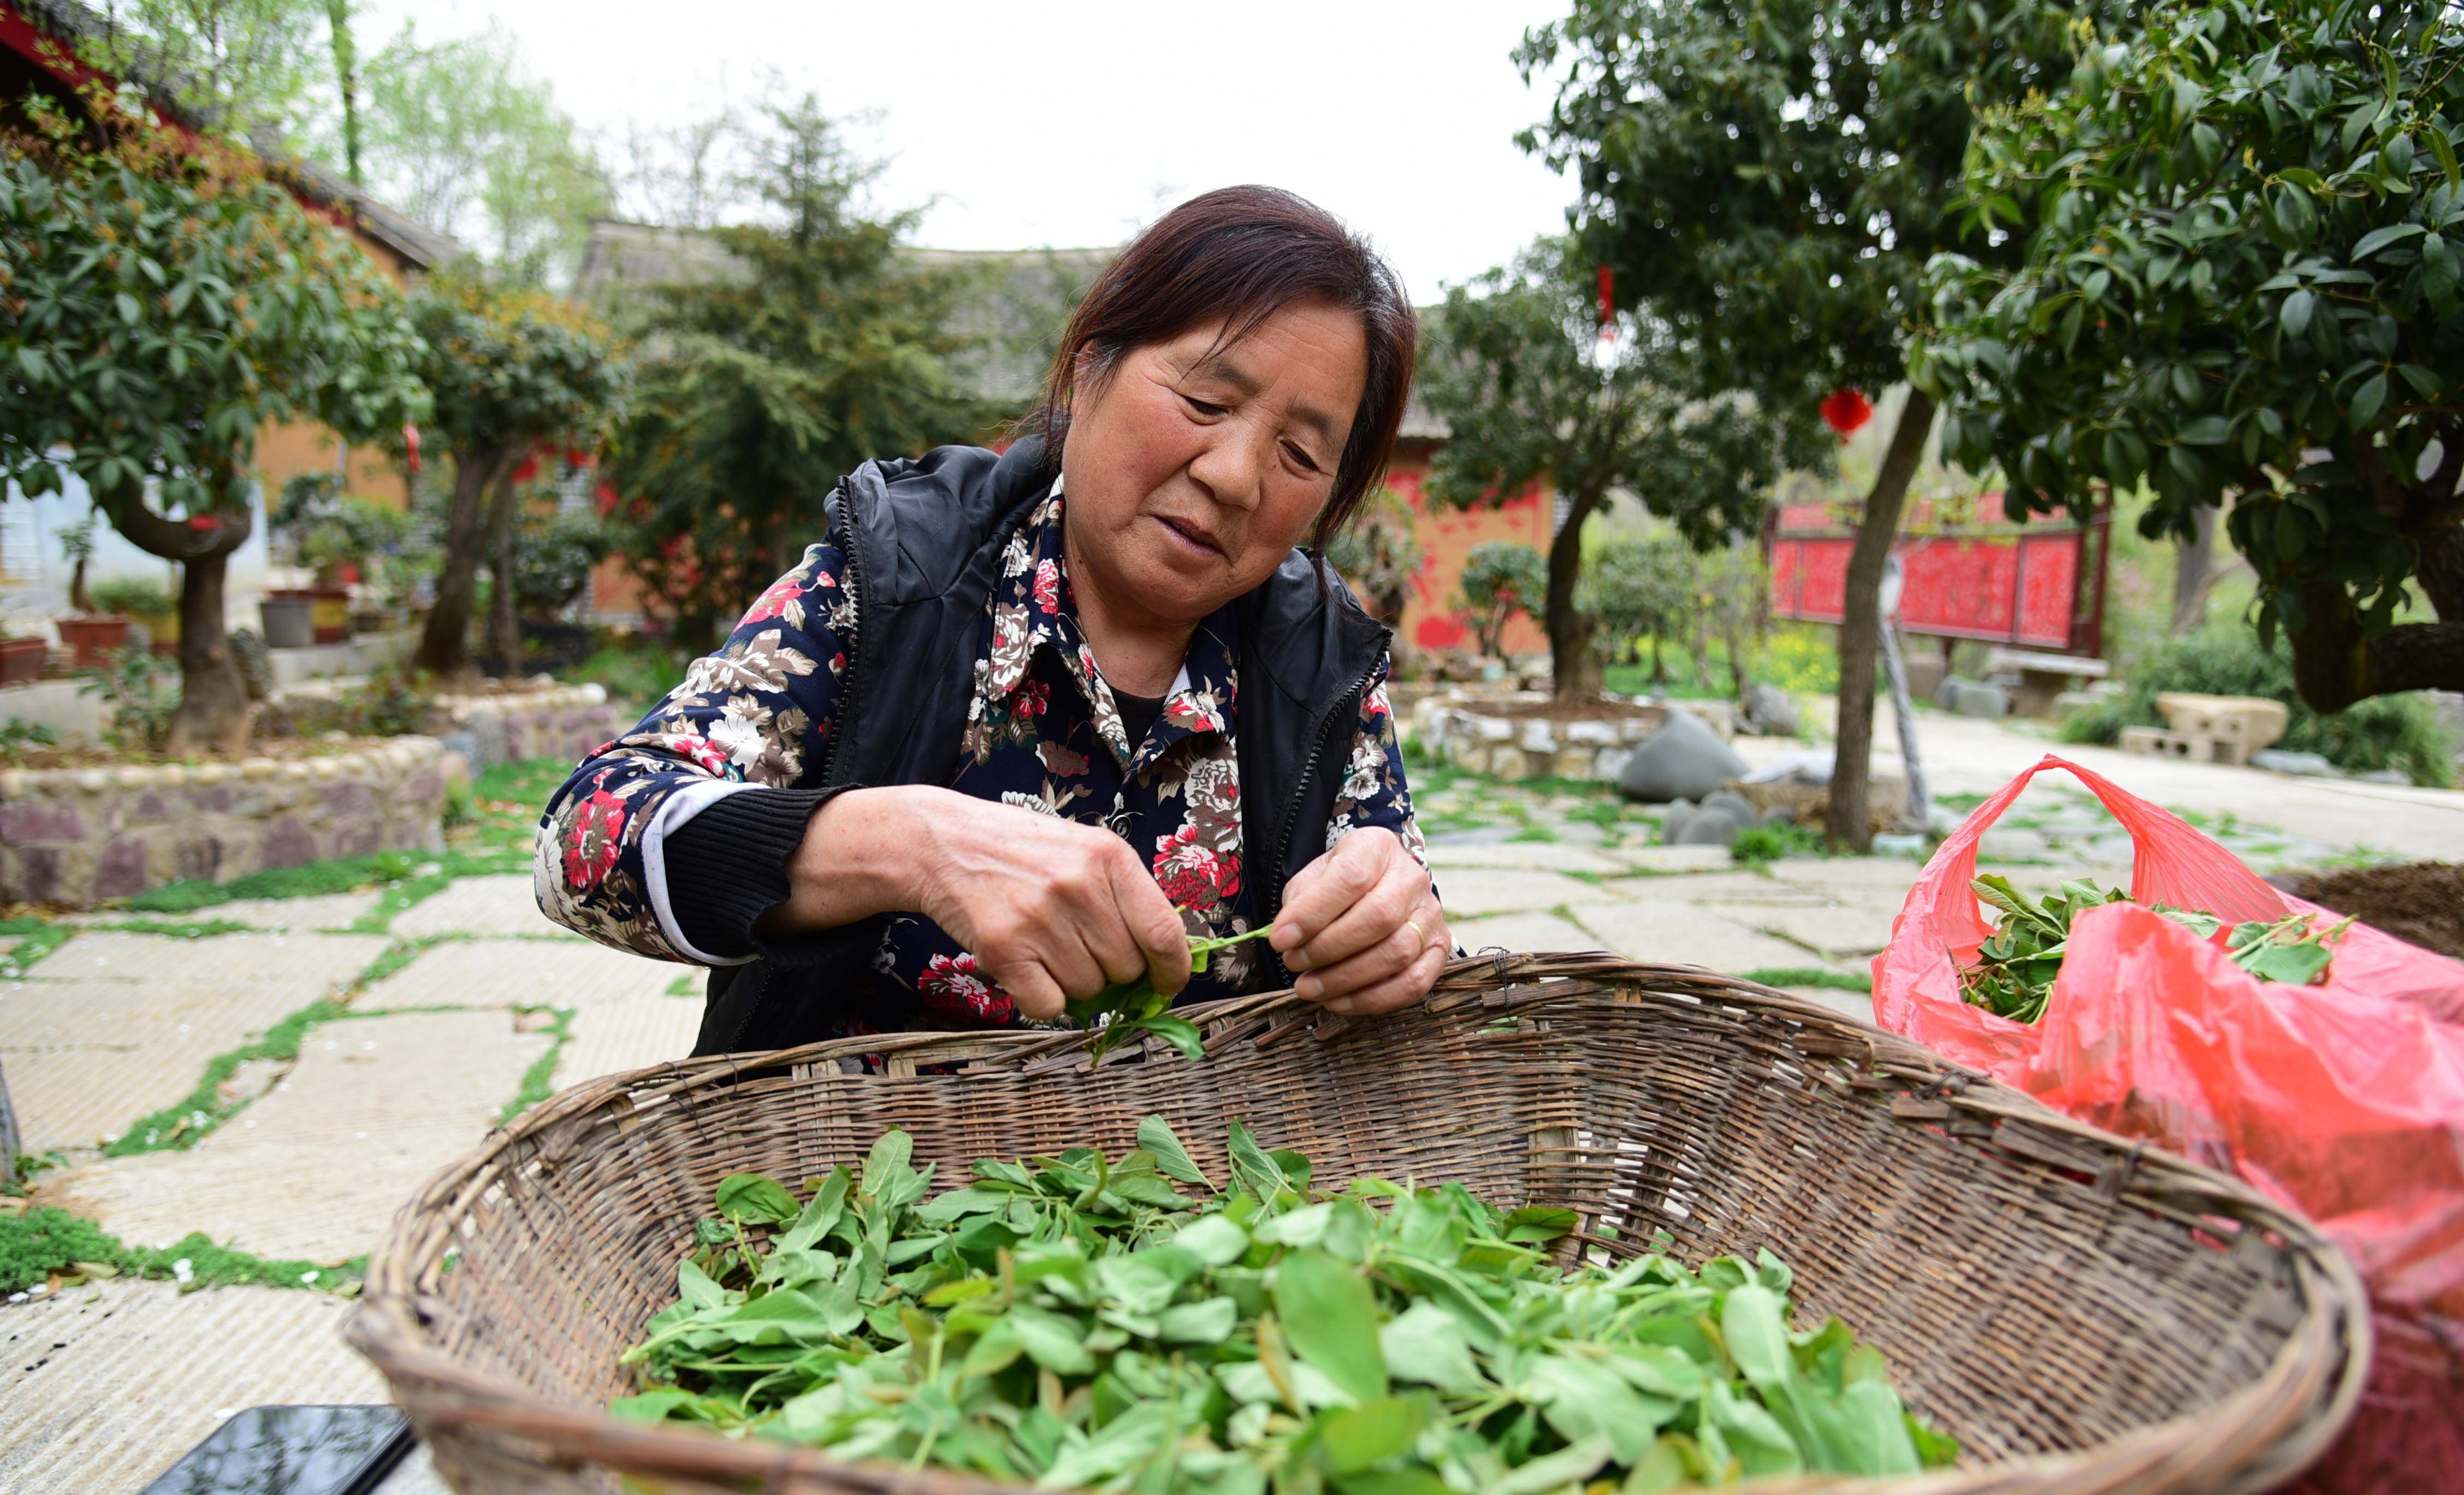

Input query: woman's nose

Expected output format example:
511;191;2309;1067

1187;426;1269;512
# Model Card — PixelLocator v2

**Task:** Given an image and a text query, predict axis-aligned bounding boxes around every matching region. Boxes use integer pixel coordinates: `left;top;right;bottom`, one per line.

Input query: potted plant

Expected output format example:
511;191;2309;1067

52;510;130;667
90;575;177;657
275;476;414;645
0;629;46;685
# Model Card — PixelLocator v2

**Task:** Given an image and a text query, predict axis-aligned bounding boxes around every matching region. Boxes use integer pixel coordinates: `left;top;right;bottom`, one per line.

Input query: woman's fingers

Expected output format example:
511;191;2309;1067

1323;936;1449;1017
994;960;1069;1023
1296;887;1444;1002
1273;831;1430;976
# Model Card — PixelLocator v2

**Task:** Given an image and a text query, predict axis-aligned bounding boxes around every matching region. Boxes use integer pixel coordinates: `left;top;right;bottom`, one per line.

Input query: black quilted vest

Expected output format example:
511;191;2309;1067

694;437;1391;1053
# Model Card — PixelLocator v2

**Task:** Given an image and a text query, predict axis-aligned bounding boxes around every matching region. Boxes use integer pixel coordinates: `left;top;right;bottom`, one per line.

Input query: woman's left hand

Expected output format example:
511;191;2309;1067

1269;829;1448;1015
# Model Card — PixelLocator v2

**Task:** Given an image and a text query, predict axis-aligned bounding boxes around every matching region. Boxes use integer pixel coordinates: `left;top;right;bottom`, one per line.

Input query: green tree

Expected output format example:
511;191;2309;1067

357;23;603;284
1321;483;1425;630
76;0;331;149
1420;239;1822;699
0;98;426;751
1456;542;1549;660
1519;0;2096;840
1918;0;2464;711
600;97;987;646
406;276;626;678
1583;532;1693;683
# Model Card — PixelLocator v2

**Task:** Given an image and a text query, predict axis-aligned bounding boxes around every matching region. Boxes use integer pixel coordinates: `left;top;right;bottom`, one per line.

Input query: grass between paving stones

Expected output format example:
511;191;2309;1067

1741;966;1874;994
666;973;700;997
0;1202;364;1297
101;996;354;1156
498;1006;576;1125
0;918;75;978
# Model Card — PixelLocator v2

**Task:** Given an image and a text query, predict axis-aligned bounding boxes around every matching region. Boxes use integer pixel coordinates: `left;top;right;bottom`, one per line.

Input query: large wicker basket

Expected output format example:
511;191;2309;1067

350;955;2369;1494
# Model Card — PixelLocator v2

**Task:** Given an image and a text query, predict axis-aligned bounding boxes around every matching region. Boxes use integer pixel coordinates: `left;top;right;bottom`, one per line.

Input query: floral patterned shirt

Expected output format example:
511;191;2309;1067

536;481;1426;1035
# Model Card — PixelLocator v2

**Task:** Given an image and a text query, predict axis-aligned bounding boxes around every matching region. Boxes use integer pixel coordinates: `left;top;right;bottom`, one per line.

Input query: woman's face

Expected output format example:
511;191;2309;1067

1059;299;1367;630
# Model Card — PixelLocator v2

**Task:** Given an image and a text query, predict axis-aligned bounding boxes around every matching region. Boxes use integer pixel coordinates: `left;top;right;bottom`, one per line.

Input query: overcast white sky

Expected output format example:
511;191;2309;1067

362;1;1579;301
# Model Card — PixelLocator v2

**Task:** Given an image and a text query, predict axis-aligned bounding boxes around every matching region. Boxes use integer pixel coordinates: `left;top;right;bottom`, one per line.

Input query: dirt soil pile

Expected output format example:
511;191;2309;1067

2288;861;2464;960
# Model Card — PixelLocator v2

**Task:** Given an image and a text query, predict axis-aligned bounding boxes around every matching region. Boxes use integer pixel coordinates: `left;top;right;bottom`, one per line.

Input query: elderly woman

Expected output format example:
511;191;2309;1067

539;186;1447;1054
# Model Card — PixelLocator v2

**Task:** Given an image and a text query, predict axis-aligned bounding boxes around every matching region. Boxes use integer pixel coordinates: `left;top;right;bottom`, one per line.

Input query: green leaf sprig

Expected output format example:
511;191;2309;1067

1960;874;2348;1023
1064;926;1277;1065
615;1119;1957;1490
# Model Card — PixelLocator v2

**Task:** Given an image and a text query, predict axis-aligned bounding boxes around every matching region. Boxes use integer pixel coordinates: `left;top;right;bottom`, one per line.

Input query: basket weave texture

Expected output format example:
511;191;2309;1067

350;954;2369;1494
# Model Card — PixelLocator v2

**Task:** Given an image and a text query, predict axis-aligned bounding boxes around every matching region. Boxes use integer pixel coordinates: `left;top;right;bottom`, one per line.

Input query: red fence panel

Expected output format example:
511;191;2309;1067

1767;497;2111;657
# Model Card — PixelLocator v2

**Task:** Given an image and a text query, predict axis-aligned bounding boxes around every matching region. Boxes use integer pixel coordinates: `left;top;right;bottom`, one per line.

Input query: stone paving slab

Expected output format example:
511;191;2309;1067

16;929;379;990
1608;871;1831;907
1446;912;1608;959
1568;901;1837;975
362;936;681;1012
40;1009;547;1261
556;994;706;1088
0;1280;382;1495
389;874;570;941
1784;987;1877;1025
1427;867;1627;919
1425;841;1632;875
0;933;387;1155
205;891;386;932
1609;846;1734;874
1744;903;1901;961
1766;858;1928;893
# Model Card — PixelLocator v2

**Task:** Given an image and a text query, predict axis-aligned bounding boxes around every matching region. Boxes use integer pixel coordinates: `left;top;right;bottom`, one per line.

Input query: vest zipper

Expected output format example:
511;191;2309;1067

816;478;866;791
1259;651;1382;986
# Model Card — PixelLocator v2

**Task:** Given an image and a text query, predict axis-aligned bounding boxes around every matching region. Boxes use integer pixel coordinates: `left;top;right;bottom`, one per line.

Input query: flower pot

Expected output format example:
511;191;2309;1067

55;616;129;669
0;636;46;685
260;593;316;650
306;586;351;645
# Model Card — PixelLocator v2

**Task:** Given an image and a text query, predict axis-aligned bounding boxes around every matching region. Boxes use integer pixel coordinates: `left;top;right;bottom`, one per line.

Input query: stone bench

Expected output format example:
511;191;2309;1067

1986;647;2111;718
2119;693;2289;767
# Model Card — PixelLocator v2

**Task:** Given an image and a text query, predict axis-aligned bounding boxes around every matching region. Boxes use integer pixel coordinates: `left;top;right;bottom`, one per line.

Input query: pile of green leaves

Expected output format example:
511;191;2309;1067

1962;874;2348;1021
616;1120;1955;1491
1065;928;1275;1065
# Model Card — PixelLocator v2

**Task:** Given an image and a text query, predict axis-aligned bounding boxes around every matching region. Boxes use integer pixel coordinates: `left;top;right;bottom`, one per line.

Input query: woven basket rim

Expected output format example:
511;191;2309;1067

349;953;2372;1494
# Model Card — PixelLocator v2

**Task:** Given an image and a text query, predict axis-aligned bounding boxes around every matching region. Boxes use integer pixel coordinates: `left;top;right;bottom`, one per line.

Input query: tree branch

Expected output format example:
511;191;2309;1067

93;475;253;562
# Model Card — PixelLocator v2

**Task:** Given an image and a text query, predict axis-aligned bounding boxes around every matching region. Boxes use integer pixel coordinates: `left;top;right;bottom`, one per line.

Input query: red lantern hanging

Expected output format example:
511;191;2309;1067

1820;387;1874;438
403;422;422;476
1597;264;1614;330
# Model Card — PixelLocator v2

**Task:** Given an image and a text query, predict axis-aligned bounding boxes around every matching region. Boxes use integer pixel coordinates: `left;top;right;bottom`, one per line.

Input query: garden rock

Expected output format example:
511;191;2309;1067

1662;799;1696;842
2252;748;2336;777
1673;808;1743;846
1738;682;1801;737
1946;680;2010;719
2356;768;2412;785
1760;805;1799;825
1700;789;1757;825
1871;833;1928;857
1616;711;1749;802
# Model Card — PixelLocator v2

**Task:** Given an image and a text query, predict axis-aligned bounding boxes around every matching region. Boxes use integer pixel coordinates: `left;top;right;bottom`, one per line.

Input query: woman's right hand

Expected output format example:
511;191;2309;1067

766;785;1191;1021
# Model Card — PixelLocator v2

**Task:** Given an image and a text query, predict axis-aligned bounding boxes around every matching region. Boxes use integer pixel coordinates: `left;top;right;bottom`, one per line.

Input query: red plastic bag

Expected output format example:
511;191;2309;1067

1874;754;2464;1492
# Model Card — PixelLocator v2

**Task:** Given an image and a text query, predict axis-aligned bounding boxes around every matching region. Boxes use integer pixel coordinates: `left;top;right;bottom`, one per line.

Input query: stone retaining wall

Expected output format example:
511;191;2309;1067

431;683;621;771
0;737;448;907
1408;695;1663;782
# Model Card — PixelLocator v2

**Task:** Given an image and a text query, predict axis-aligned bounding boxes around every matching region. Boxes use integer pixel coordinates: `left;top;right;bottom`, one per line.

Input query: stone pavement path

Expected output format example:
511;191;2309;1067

4;725;2451;1492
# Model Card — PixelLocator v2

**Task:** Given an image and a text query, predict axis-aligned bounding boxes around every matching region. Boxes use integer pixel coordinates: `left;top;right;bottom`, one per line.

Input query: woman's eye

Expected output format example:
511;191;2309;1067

1182;394;1226;417
1284;442;1322;474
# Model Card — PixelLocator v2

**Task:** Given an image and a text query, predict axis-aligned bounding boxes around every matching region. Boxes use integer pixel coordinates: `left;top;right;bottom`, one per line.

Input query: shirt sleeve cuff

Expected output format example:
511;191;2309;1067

649;783;844;964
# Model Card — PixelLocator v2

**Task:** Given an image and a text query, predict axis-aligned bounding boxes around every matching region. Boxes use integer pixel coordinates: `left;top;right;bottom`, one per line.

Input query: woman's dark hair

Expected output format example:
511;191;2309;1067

1026;185;1417;546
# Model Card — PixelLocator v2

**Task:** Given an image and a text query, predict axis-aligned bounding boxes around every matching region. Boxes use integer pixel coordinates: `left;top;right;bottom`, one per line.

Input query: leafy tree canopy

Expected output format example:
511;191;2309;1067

1917;0;2464;710
0;92;427;746
73;0;334;151
1583;531;1695;674
601;97;988;644
406;273;626;676
1419;239;1824;697
1515;0;2107;838
1456;542;1549;660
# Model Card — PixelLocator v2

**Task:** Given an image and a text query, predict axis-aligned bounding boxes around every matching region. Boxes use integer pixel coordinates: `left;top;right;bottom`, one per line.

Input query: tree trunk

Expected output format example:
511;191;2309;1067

2170;502;2217;635
165;547;252;754
1649;633;1667;686
1545;487;1606;701
90;475;253;754
415;447;511;678
486;468;522;672
1826;388;1935;852
326;0;364;186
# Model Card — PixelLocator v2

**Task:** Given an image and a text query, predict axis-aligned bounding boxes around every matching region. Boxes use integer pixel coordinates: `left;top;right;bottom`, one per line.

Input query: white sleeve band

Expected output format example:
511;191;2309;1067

643;778;763;966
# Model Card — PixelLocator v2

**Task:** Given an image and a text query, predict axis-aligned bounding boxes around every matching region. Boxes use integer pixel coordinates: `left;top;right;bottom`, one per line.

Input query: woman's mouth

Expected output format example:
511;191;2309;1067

1151;515;1223;559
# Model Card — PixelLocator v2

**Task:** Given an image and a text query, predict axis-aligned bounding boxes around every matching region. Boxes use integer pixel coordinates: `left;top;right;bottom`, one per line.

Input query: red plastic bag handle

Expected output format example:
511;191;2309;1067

1922;754;2289;957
